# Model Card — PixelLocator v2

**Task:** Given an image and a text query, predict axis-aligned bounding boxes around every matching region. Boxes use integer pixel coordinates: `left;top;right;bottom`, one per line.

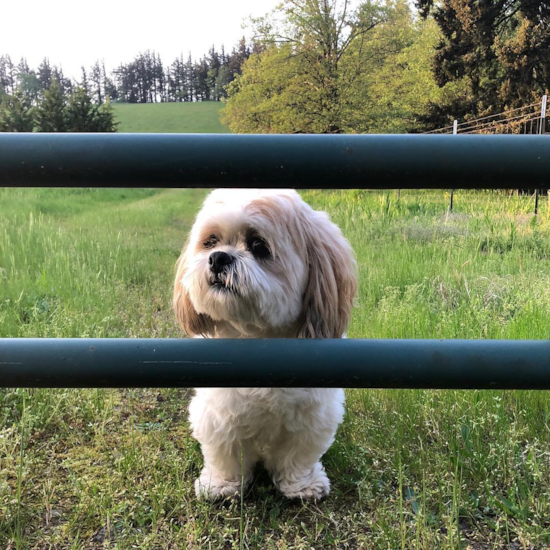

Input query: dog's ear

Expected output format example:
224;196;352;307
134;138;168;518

173;242;215;337
295;210;357;339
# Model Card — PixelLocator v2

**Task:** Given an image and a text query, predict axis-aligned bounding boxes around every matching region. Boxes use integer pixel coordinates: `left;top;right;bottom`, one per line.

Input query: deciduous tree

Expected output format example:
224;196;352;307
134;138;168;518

223;0;431;133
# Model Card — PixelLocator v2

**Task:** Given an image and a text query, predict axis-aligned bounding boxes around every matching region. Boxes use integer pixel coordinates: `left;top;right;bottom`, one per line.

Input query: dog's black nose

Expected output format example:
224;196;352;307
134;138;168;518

209;251;233;274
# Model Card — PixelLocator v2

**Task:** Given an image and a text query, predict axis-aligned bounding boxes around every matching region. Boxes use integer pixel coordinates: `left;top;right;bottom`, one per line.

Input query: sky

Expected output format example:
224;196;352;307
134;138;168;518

1;0;279;79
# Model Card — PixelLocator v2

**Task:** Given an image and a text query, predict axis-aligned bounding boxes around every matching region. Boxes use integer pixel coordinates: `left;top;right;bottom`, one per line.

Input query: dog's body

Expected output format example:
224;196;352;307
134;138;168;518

189;387;345;499
173;189;356;500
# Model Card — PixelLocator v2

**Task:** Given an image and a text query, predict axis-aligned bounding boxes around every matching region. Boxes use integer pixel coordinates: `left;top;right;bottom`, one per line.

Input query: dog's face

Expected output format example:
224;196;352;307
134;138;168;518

174;189;356;338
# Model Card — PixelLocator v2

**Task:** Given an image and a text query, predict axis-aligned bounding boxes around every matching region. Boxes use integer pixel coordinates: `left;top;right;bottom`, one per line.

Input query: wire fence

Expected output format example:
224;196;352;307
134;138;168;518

424;98;547;136
421;95;548;214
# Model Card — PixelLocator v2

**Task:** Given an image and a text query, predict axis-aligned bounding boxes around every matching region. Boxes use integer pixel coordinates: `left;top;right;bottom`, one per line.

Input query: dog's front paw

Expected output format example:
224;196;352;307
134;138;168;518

195;469;245;500
275;462;330;501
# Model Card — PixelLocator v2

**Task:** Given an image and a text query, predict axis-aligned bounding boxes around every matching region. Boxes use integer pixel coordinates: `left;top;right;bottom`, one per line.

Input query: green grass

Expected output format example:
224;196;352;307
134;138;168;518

112;102;230;133
1;188;549;548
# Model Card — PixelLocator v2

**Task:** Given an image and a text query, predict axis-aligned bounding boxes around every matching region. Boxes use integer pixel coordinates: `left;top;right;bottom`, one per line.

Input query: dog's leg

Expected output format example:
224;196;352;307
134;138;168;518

195;438;258;500
264;431;334;501
190;390;259;500
264;389;344;500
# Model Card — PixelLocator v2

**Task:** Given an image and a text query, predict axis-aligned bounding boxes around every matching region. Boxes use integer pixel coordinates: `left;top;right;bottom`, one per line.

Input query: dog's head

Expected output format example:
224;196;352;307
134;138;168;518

174;189;356;338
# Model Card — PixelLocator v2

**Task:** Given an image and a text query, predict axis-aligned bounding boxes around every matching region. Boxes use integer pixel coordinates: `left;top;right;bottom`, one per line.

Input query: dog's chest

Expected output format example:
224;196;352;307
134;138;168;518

216;388;318;437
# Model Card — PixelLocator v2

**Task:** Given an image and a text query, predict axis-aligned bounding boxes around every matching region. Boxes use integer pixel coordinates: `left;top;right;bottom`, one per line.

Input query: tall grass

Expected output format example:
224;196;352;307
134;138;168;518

0;188;549;548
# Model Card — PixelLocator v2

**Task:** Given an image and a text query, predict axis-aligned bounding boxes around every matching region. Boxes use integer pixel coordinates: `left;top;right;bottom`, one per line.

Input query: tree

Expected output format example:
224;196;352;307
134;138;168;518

213;65;232;100
34;79;67;132
0;55;16;96
222;0;425;133
154;53;167;102
102;61;118;102
495;14;550;107
95;100;118;132
0;91;34;131
37;58;53;91
52;65;72;96
79;67;90;94
228;38;251;76
185;54;196;101
262;0;389;132
415;0;550;126
65;87;117;132
195;57;211;100
222;45;308;133
15;59;42;103
353;14;456;133
91;61;104;104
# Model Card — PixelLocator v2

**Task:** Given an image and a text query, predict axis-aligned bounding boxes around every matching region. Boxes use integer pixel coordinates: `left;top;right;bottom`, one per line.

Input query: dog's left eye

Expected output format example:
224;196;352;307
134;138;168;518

248;237;270;259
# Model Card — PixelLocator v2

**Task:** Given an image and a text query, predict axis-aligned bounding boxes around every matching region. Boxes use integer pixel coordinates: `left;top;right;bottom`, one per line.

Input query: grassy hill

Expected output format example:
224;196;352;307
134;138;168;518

112;101;230;133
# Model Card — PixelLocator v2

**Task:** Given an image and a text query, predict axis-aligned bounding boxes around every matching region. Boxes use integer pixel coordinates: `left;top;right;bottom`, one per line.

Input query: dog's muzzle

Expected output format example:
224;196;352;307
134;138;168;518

209;251;234;288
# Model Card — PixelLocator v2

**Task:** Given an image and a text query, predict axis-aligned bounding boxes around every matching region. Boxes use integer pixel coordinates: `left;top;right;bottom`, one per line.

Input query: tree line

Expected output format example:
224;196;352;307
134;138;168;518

111;41;260;103
0;77;117;133
0;38;258;107
0;56;114;132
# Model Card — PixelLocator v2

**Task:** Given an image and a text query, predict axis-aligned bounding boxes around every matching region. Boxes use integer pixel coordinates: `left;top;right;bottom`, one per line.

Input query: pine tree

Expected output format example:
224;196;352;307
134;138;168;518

80;67;90;94
416;0;550;126
101;61;118;101
15;59;40;104
195;57;210;101
94;97;118;132
37;58;53;91
228;38;251;76
34;79;67;132
65;87;96;131
0;91;34;131
51;65;72;96
155;53;166;102
65;87;117;132
0;55;16;96
185;54;195;101
90;61;104;104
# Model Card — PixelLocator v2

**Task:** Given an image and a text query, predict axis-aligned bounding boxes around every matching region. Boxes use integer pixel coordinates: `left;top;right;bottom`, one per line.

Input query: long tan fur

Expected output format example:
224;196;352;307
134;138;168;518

173;242;215;337
294;209;357;338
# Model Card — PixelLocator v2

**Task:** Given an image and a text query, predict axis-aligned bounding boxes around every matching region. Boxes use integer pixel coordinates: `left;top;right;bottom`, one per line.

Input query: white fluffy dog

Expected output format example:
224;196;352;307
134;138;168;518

173;189;356;500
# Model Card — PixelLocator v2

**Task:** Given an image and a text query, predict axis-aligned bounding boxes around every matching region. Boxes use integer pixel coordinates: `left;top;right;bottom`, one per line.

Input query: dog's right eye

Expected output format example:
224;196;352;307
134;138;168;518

203;235;218;249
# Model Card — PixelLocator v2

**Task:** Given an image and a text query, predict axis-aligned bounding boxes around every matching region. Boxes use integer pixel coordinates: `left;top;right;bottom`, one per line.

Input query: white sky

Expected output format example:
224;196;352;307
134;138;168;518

1;0;279;79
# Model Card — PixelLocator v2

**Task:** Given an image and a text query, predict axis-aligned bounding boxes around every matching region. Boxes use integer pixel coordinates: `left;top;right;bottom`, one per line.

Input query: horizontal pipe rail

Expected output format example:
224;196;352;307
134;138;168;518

0;339;549;389
0;133;549;189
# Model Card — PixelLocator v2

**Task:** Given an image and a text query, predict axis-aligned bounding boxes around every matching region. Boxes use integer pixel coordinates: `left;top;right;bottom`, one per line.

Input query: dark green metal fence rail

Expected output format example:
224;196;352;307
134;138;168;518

0;339;549;389
1;133;549;389
0;133;549;189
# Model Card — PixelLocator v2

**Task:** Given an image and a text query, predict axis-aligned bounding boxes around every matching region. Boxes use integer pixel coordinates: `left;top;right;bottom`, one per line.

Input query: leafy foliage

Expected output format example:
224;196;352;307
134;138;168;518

223;0;444;133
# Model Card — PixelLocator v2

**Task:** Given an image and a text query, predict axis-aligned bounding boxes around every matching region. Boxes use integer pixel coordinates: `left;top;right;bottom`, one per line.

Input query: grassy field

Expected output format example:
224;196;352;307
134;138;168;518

111;102;229;133
0;188;549;548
